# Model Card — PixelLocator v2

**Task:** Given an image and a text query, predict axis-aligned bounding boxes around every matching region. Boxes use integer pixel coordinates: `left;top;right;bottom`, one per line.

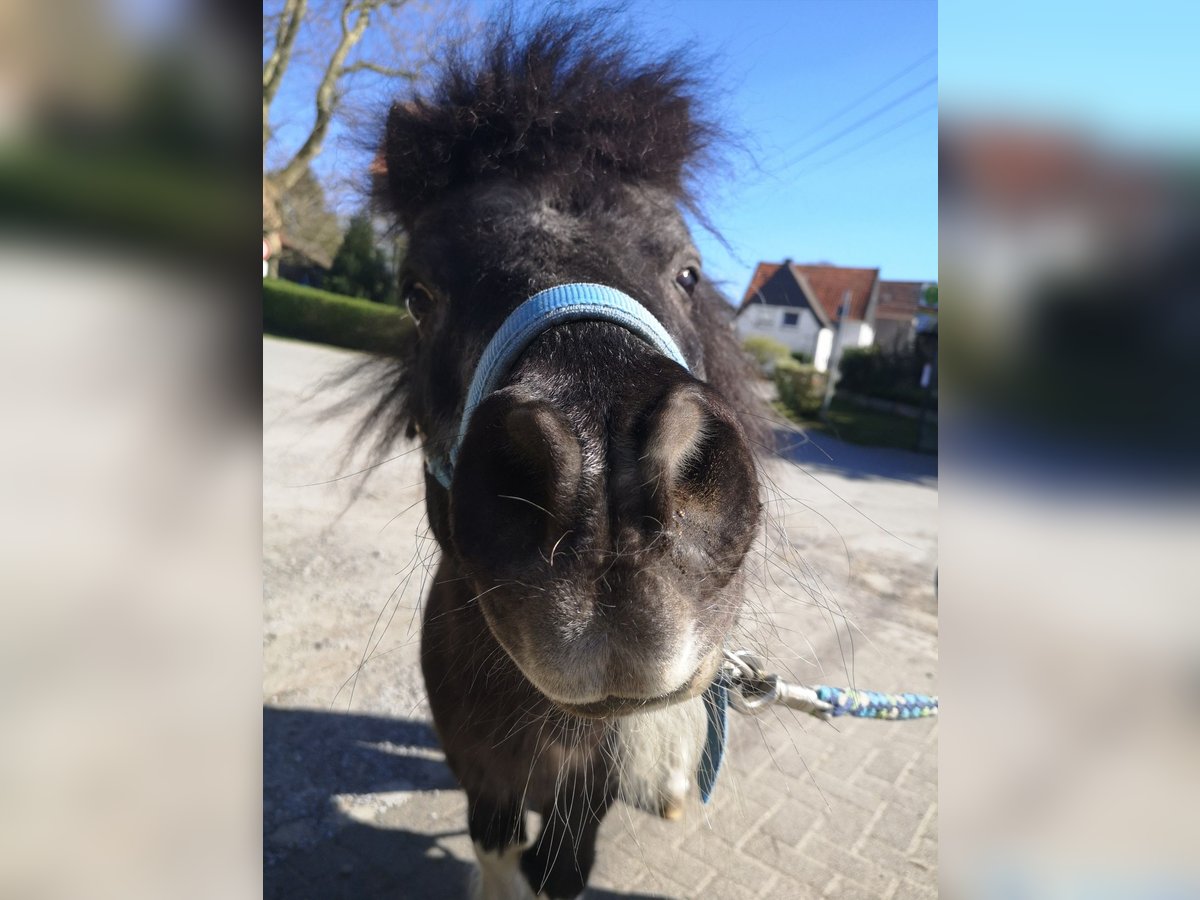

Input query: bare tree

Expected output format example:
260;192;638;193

263;0;447;265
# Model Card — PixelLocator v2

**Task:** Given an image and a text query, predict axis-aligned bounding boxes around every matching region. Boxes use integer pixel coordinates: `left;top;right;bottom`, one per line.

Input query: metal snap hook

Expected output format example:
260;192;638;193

728;672;780;715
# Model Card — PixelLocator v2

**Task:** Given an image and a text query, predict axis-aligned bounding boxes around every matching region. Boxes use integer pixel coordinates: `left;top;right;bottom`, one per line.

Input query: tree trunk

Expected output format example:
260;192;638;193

263;177;284;278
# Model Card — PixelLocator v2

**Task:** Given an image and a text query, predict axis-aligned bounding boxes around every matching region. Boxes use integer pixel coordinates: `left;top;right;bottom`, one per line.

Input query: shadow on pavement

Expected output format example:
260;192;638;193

264;705;667;899
773;427;938;485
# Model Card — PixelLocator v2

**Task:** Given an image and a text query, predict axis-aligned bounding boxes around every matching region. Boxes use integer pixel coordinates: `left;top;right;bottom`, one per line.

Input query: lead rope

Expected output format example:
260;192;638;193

697;649;937;803
721;649;939;720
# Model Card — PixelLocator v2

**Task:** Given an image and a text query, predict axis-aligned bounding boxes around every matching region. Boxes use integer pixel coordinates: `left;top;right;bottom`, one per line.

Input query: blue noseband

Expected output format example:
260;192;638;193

425;282;689;490
423;280;729;804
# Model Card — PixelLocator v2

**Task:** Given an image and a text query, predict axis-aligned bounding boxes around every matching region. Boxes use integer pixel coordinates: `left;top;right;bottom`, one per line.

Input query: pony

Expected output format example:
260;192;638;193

364;13;769;898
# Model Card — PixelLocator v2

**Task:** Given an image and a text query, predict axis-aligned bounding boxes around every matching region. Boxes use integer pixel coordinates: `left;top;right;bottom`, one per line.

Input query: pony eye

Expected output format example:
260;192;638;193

675;266;699;295
403;282;435;326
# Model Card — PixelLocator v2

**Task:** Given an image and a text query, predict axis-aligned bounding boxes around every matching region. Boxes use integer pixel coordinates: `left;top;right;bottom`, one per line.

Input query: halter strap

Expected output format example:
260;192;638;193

426;282;689;489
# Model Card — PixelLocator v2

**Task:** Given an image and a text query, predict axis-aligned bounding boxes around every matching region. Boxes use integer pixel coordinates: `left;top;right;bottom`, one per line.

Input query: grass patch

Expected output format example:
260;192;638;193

263;278;412;355
778;395;936;453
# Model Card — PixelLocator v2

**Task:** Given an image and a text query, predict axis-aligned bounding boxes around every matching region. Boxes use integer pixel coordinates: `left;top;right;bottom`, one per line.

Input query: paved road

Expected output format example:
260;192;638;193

264;336;938;899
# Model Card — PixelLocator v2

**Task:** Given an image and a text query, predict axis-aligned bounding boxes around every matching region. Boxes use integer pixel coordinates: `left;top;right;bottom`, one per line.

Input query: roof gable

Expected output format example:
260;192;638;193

736;263;831;328
740;262;782;306
788;264;880;322
740;261;880;322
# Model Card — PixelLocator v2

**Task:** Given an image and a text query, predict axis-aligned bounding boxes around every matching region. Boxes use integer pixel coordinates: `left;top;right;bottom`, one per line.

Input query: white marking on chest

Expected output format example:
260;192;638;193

614;694;706;819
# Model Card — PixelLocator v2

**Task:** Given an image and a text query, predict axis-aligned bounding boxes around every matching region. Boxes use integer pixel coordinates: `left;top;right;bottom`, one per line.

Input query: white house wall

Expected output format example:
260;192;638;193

814;328;834;372
736;306;823;359
840;320;876;349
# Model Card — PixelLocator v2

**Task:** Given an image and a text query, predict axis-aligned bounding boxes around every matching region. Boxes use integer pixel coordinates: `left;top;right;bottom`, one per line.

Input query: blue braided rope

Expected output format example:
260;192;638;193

813;686;938;719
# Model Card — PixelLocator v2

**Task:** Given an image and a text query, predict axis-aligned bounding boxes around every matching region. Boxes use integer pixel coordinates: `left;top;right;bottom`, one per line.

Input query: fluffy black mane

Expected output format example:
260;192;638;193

337;10;766;476
379;11;720;225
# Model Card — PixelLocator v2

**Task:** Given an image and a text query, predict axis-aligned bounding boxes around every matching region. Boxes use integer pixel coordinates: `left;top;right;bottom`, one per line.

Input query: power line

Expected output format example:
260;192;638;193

846;121;936;172
798;102;937;177
778;48;937;154
741;104;936;203
775;75;938;174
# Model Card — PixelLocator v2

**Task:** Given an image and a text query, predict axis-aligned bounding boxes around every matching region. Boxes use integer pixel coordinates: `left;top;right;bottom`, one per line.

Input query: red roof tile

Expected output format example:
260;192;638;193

875;280;925;321
740;262;783;306
787;264;879;322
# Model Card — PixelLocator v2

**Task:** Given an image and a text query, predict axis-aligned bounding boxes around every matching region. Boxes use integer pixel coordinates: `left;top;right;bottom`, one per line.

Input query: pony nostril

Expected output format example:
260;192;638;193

638;383;758;561
642;387;713;491
451;396;582;571
502;403;583;518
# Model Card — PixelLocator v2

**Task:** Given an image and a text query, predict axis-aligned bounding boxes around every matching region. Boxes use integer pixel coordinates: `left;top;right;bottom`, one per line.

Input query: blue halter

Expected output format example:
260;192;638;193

424;281;730;804
426;282;689;490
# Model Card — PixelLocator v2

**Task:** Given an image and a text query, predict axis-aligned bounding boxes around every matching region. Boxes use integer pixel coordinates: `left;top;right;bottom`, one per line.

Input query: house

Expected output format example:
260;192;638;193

874;280;940;351
735;261;882;372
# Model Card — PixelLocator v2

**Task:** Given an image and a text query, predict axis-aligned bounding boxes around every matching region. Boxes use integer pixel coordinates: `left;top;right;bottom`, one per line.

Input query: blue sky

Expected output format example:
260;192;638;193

939;0;1200;153
269;0;938;300
628;0;939;295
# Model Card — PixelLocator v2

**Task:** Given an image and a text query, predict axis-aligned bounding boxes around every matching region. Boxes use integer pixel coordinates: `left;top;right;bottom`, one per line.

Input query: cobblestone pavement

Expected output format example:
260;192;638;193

264;337;938;899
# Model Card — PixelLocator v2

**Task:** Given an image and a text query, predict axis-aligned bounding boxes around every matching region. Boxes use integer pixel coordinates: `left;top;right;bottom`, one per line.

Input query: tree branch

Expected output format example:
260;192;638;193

339;60;419;79
263;0;307;103
273;0;374;193
263;0;308;154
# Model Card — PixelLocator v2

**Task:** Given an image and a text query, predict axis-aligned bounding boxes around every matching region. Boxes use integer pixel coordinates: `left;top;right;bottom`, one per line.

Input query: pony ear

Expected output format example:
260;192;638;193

369;150;387;180
377;100;420;226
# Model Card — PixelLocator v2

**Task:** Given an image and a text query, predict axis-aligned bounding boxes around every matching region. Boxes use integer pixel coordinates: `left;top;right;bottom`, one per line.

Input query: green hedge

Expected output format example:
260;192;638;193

263;278;412;355
774;357;826;418
838;347;936;410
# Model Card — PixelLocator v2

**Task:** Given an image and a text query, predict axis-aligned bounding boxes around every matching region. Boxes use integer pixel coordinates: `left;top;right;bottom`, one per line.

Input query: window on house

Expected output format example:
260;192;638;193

782;312;799;327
